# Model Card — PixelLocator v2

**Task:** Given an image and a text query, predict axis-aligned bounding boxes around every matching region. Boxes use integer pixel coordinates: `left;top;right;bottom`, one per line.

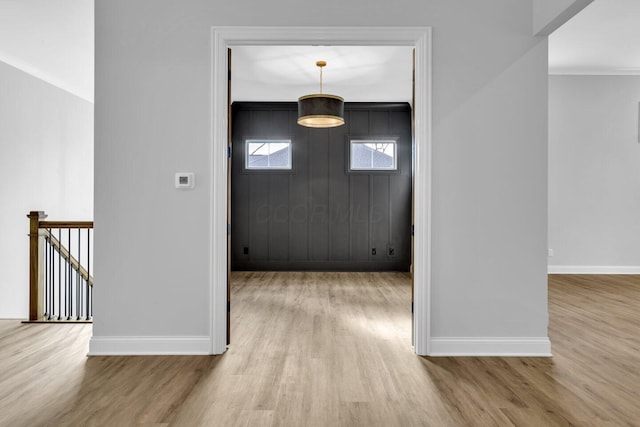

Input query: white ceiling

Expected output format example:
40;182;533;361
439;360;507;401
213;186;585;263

549;0;640;75
231;46;414;103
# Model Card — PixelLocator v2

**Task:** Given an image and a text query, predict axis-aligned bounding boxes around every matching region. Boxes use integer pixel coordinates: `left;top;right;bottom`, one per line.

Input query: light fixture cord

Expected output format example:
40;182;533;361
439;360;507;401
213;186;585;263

319;66;323;94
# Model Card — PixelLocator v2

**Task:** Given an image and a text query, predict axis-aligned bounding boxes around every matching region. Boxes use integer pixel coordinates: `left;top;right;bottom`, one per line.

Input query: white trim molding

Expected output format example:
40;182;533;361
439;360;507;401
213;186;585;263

89;336;211;356
211;26;432;356
429;337;552;357
548;265;640;275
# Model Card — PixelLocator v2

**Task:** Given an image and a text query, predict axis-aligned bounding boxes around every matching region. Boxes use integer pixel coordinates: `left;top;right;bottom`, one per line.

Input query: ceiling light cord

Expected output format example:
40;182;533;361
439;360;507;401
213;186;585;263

316;60;326;94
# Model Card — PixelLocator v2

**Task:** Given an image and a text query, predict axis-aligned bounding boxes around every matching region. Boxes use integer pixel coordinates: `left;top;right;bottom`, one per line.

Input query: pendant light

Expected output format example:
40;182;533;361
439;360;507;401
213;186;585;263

297;60;345;128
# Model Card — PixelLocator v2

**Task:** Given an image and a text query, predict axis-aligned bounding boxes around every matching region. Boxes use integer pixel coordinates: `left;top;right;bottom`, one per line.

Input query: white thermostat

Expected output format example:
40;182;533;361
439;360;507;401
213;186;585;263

175;172;195;189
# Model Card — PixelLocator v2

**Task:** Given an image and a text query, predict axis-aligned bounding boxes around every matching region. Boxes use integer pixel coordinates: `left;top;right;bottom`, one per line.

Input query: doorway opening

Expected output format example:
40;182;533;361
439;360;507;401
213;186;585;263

210;27;432;355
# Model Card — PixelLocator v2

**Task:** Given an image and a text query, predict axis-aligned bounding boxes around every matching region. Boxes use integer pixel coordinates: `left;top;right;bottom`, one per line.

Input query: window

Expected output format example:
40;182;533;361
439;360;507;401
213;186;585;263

350;139;397;170
246;139;292;170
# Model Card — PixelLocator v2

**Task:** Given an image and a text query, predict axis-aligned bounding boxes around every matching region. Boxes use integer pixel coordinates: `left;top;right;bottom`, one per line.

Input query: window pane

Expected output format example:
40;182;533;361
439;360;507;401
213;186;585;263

246;140;291;170
351;143;373;169
350;140;396;170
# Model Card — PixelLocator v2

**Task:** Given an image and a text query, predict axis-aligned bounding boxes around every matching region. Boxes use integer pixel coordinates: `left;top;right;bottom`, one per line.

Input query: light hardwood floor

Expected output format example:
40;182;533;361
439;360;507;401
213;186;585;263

1;272;639;426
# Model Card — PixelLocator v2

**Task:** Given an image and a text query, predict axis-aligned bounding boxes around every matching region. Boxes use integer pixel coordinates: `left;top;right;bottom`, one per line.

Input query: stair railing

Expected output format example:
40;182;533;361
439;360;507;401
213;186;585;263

27;211;94;322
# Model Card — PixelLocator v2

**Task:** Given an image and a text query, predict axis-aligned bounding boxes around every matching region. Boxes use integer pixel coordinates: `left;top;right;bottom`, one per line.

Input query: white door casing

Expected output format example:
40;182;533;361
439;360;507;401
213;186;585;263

210;26;432;355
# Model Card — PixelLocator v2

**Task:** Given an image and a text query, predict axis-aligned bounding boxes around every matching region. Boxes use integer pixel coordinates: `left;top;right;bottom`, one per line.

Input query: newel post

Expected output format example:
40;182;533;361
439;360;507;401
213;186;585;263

28;211;47;321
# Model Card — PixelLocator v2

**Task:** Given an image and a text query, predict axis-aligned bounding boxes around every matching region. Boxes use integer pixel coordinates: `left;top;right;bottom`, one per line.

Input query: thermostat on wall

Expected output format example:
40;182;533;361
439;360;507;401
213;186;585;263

175;172;195;189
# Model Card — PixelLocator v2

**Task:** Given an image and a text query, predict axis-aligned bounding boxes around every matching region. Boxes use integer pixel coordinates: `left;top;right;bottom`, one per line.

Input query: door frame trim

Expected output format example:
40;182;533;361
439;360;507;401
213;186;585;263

210;26;432;355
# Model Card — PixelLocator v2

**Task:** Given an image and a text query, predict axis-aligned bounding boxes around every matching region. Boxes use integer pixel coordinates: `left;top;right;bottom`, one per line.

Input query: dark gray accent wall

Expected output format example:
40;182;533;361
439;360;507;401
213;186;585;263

231;102;412;271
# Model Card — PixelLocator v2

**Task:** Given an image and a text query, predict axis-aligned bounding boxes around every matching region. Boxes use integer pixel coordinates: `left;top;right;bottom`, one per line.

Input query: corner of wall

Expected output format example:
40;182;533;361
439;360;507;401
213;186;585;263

533;0;594;36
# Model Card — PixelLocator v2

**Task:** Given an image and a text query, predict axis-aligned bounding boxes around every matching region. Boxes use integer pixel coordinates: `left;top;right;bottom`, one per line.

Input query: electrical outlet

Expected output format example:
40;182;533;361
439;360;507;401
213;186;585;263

372;248;377;255
243;247;249;255
388;247;395;257
548;248;554;257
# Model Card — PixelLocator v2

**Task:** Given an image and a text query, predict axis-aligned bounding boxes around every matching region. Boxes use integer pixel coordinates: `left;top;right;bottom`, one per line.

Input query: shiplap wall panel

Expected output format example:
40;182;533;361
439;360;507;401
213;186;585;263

231;102;411;271
328;133;350;261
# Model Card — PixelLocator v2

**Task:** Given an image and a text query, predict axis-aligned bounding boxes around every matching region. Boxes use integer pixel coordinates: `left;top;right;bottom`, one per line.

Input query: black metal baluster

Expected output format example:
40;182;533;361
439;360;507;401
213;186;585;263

44;234;48;319
72;233;75;320
64;229;67;319
66;228;70;319
64;230;68;319
89;229;92;319
81;229;84;320
57;229;62;320
48;231;53;320
77;230;81;320
71;259;74;320
86;228;91;320
47;234;55;320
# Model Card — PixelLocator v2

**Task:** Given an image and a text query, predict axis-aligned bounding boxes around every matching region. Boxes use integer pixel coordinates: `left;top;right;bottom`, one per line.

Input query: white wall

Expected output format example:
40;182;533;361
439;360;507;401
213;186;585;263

0;0;94;102
549;75;640;273
93;0;551;355
0;60;94;318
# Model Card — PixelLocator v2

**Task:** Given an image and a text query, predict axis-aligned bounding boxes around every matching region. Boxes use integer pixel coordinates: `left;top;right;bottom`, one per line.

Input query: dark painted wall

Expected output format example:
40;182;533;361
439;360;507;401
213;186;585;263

231;102;412;271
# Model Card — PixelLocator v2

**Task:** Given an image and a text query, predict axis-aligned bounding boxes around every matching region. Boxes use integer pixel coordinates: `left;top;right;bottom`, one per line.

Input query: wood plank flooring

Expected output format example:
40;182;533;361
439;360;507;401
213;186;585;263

0;272;639;426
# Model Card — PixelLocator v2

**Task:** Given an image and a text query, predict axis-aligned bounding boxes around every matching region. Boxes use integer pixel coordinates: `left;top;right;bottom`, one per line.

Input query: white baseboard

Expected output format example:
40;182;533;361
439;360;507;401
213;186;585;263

429;337;552;357
548;265;640;274
89;336;211;355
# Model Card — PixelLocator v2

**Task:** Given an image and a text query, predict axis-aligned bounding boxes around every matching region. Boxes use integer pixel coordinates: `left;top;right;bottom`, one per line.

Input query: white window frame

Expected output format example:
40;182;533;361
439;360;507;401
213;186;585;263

349;139;398;171
245;139;292;170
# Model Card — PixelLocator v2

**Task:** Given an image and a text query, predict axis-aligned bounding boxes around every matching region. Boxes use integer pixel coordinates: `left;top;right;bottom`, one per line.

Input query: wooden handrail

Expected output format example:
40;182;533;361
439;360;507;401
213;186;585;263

41;229;94;287
39;221;93;229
